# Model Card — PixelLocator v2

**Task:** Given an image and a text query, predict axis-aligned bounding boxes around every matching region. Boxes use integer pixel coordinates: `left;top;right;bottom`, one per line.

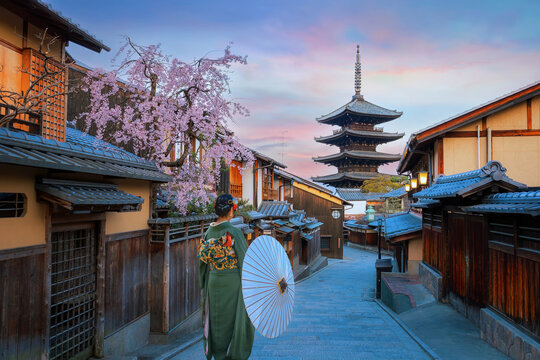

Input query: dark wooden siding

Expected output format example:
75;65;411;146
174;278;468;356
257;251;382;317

289;187;343;259
488;216;540;337
448;212;466;298
306;229;321;265
104;230;150;337
422;227;444;273
0;245;46;359
169;237;200;328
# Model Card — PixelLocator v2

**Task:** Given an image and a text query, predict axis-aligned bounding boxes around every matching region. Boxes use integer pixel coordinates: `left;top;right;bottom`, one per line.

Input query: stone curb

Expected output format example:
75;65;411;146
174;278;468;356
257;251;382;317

375;299;441;360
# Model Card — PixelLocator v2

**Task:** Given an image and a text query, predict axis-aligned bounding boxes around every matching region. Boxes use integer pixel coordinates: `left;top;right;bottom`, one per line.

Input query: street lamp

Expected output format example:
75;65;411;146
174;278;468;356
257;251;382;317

366;205;376;222
405;183;411;192
418;170;428;186
411;178;418;189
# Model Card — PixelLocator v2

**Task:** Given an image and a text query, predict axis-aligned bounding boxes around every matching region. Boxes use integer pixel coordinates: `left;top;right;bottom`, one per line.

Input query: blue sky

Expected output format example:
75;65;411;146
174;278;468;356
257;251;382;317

51;0;540;178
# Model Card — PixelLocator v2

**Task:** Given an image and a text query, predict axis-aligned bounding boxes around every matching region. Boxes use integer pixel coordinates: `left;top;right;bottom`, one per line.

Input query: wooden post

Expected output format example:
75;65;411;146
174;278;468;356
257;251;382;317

94;220;106;358
42;206;52;360
162;225;170;333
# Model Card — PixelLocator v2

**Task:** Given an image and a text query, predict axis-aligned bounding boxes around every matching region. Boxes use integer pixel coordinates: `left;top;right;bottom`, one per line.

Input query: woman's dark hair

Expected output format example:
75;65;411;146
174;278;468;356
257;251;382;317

215;193;235;217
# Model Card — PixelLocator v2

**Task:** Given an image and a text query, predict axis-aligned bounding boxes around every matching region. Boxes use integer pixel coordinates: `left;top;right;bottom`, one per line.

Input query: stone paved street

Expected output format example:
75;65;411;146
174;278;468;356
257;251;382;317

176;246;430;359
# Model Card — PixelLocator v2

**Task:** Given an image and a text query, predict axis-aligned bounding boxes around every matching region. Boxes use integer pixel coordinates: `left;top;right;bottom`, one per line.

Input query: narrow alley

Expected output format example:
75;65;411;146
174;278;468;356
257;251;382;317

177;246;430;359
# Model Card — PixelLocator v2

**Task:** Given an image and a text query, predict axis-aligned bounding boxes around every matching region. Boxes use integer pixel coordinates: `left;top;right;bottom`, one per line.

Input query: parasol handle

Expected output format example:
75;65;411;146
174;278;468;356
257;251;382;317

278;277;288;294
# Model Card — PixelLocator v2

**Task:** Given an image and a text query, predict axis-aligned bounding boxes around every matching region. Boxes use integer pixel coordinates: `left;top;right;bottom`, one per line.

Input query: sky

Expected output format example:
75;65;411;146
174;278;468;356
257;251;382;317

50;0;540;180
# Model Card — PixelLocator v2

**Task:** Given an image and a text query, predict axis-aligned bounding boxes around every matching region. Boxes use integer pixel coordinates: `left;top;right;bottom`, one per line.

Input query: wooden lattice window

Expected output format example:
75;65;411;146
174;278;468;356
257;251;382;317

21;48;67;141
0;193;26;218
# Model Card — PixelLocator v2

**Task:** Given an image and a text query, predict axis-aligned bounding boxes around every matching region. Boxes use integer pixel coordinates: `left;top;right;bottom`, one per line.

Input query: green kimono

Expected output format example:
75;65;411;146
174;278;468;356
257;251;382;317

199;222;255;360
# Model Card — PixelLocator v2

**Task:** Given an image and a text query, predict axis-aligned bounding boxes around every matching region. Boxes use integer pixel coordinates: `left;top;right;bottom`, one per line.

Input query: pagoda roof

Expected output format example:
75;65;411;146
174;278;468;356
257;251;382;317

315;128;404;145
317;95;402;126
312;172;381;184
313;150;401;164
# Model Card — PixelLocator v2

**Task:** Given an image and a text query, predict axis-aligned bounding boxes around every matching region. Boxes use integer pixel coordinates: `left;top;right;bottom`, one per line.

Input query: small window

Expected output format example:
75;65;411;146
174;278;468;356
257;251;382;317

0;193;26;218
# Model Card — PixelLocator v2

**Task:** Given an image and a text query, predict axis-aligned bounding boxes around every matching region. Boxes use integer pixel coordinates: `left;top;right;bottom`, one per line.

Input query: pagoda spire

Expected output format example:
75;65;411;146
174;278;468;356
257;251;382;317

354;45;362;98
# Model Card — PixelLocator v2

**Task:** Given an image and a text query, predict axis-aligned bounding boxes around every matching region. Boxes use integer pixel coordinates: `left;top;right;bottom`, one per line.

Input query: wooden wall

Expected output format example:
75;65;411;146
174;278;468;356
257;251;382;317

105;230;150;337
306;229;321;266
0;245;46;359
289;187;343;259
168;237;200;329
422;209;445;273
488;215;539;337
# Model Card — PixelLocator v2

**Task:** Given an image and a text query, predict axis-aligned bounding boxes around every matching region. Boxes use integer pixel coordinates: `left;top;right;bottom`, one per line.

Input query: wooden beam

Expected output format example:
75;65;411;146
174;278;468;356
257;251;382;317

437;139;444;175
444;129;540;137
527;99;532;130
94;220;106;357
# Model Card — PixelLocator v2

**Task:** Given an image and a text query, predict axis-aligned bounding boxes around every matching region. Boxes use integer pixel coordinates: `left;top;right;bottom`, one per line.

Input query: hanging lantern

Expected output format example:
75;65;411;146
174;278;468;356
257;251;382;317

366;205;376;222
411;178;418;189
418;170;428;185
405;183;411;192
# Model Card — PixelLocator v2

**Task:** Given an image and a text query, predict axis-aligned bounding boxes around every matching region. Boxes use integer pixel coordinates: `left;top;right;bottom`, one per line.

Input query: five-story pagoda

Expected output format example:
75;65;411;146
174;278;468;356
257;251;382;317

312;46;404;188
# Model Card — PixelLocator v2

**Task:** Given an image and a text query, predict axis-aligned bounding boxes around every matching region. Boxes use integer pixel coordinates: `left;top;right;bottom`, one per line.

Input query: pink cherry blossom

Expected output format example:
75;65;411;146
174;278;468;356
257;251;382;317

79;39;254;214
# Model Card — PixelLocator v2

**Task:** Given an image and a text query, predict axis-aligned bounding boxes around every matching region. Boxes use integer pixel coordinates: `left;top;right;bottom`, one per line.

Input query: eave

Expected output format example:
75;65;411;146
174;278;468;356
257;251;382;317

315;129;404;145
313;150;402;164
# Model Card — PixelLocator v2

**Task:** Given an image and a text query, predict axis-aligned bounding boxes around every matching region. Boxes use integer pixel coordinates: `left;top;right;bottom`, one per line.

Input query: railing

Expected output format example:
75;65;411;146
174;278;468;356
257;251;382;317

230;184;242;198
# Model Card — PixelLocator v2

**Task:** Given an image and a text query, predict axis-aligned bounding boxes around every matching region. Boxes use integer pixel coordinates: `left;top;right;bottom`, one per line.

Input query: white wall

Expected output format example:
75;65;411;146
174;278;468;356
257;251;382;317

242;165;255;207
257;168;263;208
345;200;367;216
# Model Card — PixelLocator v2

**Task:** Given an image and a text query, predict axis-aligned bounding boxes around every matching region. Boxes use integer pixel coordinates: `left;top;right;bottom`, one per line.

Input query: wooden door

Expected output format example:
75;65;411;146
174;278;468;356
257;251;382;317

49;222;97;360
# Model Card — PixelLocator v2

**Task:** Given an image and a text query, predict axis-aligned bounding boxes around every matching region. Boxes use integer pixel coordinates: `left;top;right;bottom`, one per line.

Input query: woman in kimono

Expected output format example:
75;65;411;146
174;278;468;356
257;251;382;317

198;194;255;360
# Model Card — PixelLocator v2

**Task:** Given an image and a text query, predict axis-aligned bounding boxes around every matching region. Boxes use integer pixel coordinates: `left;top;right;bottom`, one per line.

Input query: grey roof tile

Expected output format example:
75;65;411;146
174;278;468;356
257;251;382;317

414;161;525;199
464;190;540;216
381;187;407;199
36;179;143;210
368;211;422;239
0;127;170;182
317;96;402;124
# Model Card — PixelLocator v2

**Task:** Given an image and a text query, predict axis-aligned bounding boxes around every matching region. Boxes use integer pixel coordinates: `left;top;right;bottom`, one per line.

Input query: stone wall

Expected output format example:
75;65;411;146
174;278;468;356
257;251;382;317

418;262;443;301
480;308;540;360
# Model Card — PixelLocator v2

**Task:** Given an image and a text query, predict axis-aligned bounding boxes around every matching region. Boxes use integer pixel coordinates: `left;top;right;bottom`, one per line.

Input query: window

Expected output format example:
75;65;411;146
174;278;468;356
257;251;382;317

0;193;26;218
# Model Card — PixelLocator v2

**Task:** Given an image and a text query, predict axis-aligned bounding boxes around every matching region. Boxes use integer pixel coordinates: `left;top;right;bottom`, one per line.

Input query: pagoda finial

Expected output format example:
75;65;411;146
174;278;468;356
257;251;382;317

354;45;362;98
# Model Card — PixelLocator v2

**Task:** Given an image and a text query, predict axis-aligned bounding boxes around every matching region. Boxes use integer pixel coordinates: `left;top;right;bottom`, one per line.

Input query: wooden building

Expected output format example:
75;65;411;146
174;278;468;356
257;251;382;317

275;169;351;259
413;161;539;359
218;150;285;207
313;46;403;188
398;81;540;187
0;3;174;359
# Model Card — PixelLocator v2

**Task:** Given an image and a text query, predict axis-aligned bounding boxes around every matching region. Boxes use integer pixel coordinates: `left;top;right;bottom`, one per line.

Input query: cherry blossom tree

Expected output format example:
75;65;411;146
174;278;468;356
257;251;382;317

79;38;254;214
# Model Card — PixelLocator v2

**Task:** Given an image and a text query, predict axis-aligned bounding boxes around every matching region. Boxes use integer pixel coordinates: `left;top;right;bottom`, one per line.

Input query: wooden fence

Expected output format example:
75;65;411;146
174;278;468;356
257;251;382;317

422;209;444;273
105;230;150;337
148;215;215;334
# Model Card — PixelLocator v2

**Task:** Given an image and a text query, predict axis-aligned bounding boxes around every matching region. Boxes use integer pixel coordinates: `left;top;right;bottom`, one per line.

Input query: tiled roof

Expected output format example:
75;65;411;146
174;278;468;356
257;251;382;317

0;127;171;182
313;150;401;163
381;187;407;199
36;179;143;211
343;219;370;230
243;210;266;221
410;199;440;208
336;188;385;201
312;172;381;183
4;0;110;52
275;225;295;234
258;201;291;218
315;129;404;144
414;161;525;199
230;217;254;235
368;211;422;240
250;149;286;169
317;96;402;124
464;190;540;216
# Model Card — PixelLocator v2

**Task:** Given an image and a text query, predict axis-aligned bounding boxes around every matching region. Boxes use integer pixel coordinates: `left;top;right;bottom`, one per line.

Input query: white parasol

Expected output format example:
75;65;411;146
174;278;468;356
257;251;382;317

241;235;295;338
